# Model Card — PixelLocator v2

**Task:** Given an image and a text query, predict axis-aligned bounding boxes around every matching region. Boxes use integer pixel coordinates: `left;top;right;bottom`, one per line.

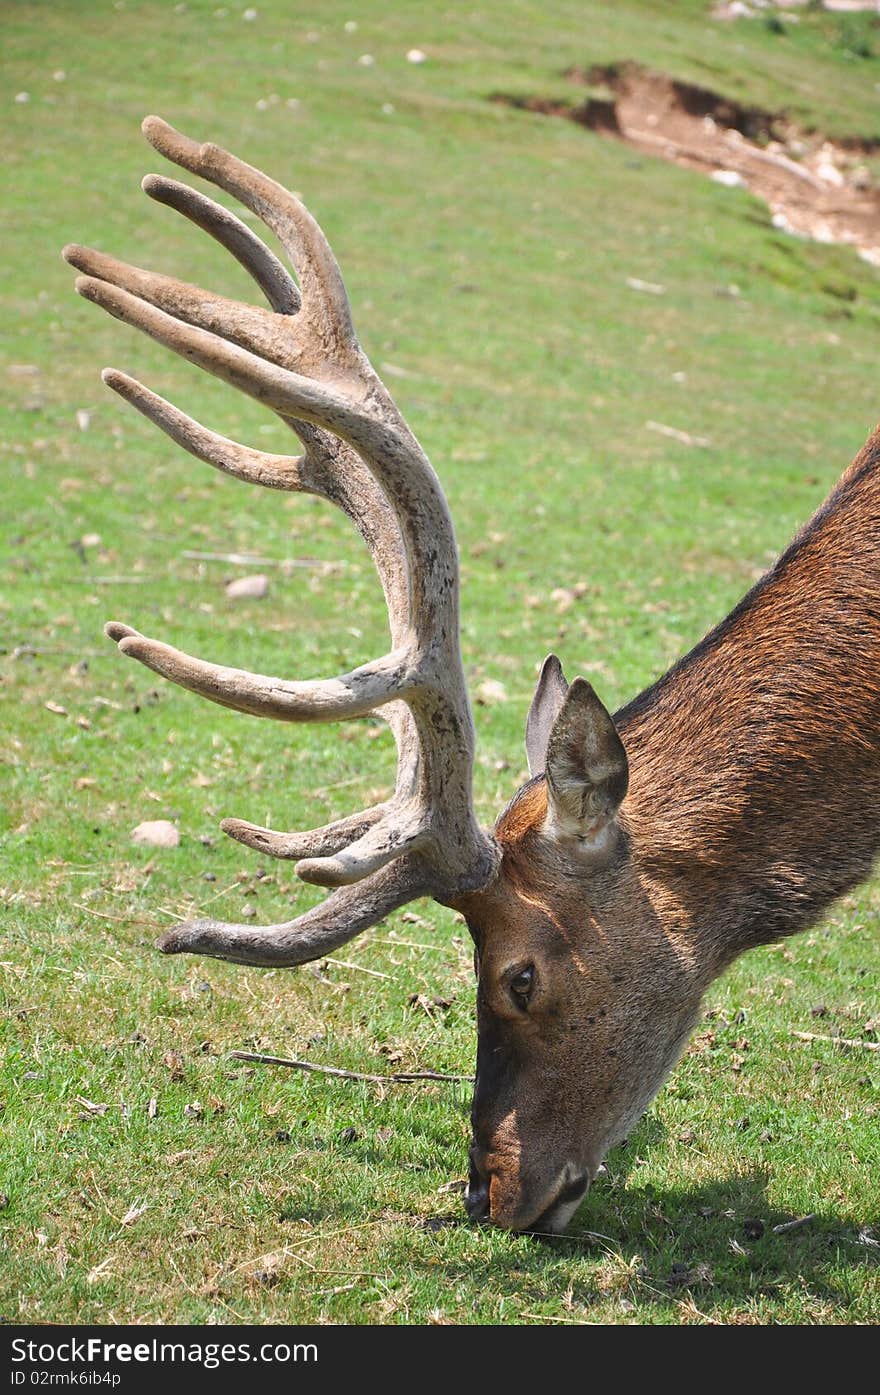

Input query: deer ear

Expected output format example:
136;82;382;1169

544;678;629;841
525;654;569;777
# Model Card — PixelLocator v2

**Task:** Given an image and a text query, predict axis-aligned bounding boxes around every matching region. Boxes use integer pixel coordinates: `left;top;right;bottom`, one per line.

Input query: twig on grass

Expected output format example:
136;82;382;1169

182;549;342;572
646;419;712;449
70;576;151;585
518;1224;619;1247
229;1050;472;1084
772;1214;817;1235
322;956;391;980
166;1252;250;1324
519;1311;599;1325
790;1030;879;1051
369;936;444;953
75;903;148;925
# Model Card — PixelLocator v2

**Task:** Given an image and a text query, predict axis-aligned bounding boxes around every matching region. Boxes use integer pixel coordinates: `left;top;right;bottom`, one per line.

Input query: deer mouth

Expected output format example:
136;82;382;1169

466;1155;590;1233
526;1167;591;1235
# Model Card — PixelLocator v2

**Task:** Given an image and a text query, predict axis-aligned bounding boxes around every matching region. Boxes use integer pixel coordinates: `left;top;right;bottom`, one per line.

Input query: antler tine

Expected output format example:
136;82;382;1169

220;806;387;861
64;243;288;366
66;119;500;968
141;173;302;316
103;622;412;723
159;863;426;967
101;369;313;492
142;115;355;355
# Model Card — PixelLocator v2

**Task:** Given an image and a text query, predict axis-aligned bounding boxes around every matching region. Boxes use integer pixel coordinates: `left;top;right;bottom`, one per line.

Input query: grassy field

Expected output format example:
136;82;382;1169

2;0;879;1325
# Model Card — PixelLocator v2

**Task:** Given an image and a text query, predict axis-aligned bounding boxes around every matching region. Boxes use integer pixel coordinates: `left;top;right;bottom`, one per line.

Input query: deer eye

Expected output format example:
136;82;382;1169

509;965;535;1007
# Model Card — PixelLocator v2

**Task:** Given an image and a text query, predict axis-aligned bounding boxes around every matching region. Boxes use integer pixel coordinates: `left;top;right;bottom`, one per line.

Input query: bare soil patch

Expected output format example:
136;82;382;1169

494;64;880;265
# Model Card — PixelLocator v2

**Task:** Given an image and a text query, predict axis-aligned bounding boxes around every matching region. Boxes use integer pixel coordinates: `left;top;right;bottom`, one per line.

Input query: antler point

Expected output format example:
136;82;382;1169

104;620;139;643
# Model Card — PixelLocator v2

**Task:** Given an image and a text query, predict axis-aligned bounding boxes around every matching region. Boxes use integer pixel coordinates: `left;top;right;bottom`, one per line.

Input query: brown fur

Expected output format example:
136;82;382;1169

454;425;880;1231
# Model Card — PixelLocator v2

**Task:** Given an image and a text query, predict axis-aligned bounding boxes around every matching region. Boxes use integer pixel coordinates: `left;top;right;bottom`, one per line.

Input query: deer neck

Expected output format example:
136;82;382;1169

616;428;880;978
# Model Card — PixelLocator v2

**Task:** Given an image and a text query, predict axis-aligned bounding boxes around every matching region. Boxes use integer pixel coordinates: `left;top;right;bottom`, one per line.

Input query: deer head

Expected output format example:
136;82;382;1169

65;120;880;1234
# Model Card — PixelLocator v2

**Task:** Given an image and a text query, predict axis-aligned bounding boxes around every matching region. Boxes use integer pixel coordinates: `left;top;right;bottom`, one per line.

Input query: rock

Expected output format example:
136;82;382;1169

225;573;269;600
626;276;665;295
475;678;508;705
131;820;179;848
712;169;746;189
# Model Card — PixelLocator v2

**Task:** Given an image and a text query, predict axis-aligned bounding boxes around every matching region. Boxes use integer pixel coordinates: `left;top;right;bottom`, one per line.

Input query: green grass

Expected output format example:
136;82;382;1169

1;0;878;1325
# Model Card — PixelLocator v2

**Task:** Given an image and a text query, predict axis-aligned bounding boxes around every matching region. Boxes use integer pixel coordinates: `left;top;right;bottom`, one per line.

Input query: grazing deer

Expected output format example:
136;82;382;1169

65;118;880;1235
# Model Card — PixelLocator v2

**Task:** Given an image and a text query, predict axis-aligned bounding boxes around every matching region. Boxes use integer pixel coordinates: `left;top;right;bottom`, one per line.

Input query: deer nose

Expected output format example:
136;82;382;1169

465;1148;491;1220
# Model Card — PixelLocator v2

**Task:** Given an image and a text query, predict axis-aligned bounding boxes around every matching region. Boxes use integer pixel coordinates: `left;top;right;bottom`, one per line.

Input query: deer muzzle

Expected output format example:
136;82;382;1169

466;1147;591;1233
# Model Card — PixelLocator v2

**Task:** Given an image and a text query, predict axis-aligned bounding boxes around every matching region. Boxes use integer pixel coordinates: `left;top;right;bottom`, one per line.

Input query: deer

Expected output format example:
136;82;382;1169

64;117;880;1236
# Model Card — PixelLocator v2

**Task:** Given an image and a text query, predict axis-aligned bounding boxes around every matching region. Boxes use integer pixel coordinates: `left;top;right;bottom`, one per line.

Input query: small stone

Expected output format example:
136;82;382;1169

475;678;508;706
406;49;427;64
357;53;375;66
711;169;746;189
163;1052;185;1081
131;820;179;848
225;573;269;600
14;92;30;104
626;276;665;296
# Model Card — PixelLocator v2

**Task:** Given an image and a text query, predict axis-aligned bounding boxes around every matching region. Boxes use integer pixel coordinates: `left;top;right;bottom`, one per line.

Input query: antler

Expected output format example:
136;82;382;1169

63;117;499;966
